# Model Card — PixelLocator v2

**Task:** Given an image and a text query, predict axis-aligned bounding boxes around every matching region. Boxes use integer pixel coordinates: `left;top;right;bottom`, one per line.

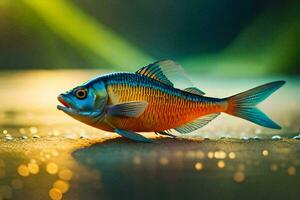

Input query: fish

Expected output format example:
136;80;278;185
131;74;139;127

57;60;285;142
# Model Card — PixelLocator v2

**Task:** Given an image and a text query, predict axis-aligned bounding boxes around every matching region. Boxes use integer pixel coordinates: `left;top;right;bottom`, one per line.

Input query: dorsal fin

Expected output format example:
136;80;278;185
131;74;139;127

136;60;206;94
184;87;205;96
174;113;220;134
136;60;175;86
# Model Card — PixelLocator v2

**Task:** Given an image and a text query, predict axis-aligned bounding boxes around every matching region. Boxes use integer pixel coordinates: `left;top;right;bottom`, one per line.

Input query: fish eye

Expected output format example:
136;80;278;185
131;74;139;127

75;88;88;100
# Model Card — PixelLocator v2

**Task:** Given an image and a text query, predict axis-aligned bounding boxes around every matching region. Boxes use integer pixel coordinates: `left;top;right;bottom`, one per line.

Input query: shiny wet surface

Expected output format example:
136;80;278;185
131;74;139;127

0;70;299;200
74;138;300;200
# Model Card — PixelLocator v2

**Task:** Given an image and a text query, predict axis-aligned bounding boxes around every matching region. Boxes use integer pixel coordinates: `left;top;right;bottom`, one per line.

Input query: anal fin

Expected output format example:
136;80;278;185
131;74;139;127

174;113;220;134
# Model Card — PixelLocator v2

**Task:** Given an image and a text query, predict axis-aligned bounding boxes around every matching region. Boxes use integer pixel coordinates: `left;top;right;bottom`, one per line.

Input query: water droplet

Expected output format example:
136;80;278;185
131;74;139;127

203;136;210;140
219;134;231;139
253;136;261;140
240;136;249;141
21;135;28;140
292;135;300;139
32;134;40;139
271;135;282;140
5;134;13;141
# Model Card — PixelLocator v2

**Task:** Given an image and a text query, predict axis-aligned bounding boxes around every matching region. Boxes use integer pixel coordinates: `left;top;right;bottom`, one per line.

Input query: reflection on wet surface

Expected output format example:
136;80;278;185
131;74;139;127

73;138;300;200
0;71;299;199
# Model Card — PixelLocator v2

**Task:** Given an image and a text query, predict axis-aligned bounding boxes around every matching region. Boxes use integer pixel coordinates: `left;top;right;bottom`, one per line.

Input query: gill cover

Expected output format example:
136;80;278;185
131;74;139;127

58;80;109;125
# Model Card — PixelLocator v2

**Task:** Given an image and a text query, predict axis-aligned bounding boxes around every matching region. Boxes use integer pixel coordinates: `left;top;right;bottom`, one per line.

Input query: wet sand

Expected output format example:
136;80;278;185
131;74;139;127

0;136;299;200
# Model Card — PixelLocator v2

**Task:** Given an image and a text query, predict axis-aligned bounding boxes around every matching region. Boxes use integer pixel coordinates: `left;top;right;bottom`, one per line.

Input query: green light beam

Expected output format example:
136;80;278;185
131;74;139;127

24;0;153;69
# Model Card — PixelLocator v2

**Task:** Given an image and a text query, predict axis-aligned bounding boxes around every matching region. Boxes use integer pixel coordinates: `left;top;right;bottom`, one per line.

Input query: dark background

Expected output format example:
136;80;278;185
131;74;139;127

0;0;299;75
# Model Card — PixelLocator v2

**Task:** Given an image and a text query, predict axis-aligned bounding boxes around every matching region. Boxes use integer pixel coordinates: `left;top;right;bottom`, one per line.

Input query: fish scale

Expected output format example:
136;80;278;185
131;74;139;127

104;73;224;132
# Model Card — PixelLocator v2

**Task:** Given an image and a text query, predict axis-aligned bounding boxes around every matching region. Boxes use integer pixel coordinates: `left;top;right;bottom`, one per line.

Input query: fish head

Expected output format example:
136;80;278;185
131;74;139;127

57;79;108;124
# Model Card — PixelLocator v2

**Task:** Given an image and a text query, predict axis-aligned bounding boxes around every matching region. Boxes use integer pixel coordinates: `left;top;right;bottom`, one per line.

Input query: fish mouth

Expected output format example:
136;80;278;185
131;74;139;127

57;94;74;113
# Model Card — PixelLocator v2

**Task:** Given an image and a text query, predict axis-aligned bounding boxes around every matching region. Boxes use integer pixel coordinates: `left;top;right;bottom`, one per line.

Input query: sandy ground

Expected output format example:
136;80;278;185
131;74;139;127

0;136;299;200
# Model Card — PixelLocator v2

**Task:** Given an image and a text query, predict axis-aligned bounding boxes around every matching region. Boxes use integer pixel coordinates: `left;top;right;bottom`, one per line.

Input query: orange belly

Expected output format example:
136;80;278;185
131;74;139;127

106;85;225;132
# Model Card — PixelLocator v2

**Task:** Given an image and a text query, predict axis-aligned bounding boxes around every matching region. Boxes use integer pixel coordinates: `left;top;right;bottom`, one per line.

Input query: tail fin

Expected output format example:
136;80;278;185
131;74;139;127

225;81;285;129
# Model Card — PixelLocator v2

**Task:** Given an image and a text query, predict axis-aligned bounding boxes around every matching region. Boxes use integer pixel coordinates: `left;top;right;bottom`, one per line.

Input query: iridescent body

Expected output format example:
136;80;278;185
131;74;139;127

99;73;224;132
57;60;285;142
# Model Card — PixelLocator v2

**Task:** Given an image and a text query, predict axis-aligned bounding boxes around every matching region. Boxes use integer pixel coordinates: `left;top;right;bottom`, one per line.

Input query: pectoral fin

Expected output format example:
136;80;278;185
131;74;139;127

115;129;153;143
107;101;148;118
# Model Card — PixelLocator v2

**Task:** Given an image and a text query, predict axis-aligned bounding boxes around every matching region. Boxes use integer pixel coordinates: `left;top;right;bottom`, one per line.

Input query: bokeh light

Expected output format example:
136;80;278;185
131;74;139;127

217;160;226;168
58;169;73;181
194;162;203;171
53;180;69;193
233;171;246;183
262;150;269;157
17;165;29;177
46;163;58;175
49;188;62;200
28;162;39;174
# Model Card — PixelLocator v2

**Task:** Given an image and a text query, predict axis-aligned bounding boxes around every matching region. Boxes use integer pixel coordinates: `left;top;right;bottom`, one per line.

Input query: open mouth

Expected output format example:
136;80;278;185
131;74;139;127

57;94;73;111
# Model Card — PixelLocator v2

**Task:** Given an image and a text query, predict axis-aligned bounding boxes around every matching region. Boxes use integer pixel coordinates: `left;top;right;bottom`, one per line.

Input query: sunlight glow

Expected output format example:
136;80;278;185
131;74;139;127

24;0;153;68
